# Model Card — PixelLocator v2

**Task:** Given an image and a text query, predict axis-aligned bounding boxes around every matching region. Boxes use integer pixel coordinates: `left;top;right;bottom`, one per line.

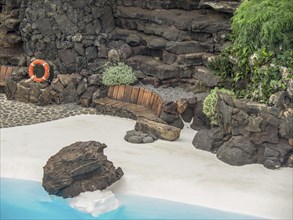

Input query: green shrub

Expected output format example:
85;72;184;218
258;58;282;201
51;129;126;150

231;0;293;52
209;0;293;103
102;62;137;86
208;48;234;80
203;88;235;125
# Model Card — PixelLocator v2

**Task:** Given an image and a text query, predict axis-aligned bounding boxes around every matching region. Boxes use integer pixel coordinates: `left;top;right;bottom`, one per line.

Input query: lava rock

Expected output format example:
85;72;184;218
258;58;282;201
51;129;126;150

80;86;97;107
61;82;78;104
162;51;177;64
192;129;213;152
170;117;184;129
77;78;88;95
100;6;115;33
279;108;293;139
124;130;157;144
176;98;188;114
163;101;178;114
51;78;64;93
135;117;181;141
192;127;224;153
181;107;194;123
85;46;98;61
119;44;133;59
42;141;124;198
216;136;257;166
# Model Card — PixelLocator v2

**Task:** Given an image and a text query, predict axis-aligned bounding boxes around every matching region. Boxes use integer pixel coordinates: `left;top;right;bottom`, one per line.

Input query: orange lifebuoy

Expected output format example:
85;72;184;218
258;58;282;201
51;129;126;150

29;59;50;83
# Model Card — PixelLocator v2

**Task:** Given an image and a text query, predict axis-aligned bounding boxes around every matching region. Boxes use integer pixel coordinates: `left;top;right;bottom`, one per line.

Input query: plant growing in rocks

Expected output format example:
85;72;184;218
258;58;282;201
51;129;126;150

209;0;293;103
203;87;234;125
102;62;137;86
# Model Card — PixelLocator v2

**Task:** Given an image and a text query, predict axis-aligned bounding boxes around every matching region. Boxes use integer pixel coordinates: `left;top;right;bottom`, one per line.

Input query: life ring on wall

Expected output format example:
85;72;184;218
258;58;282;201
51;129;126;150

29;59;50;83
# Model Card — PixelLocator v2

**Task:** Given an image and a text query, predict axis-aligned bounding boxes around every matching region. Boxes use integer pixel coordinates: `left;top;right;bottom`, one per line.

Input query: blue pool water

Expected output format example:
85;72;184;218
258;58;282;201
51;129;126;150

0;178;262;220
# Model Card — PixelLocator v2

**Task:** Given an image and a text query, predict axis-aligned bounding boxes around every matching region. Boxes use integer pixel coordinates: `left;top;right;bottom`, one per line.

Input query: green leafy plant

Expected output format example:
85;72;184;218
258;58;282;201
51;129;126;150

231;0;293;52
102;62;137;86
209;0;293;103
203;88;235;125
208;48;234;80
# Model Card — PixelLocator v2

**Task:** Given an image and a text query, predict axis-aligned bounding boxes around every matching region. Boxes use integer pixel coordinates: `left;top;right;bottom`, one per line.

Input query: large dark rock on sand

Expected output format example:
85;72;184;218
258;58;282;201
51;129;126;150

135;117;181;141
192;127;224;153
216;136;258;166
42;141;124;198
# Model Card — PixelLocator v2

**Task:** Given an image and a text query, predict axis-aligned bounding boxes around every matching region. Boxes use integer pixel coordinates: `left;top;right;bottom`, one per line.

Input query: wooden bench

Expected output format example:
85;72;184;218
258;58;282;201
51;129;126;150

0;65;15;87
94;85;165;123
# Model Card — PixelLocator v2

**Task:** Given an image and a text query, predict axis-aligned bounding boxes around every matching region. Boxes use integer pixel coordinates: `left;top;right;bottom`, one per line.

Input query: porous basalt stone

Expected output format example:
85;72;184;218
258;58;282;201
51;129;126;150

216;136;257;166
192;92;293;169
124;130;157;144
42;141;123;198
135;117;181;141
18;0;113;73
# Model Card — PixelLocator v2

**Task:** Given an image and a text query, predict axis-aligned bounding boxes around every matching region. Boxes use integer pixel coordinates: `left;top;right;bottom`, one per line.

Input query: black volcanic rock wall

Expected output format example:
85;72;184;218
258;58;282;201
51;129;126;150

4;0;241;107
0;0;23;65
111;0;239;88
192;92;293;169
19;0;115;75
15;0;240;87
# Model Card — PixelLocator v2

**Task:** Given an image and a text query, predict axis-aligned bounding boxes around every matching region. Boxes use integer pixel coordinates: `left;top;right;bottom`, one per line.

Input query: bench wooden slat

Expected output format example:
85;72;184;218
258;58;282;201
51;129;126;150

117;85;126;101
137;88;146;105
155;97;164;117
0;66;7;77
123;85;133;102
132;107;149;114
94;98;110;105
104;99;118;106
111;102;124;108
151;95;158;112
116;102;132;109
0;66;8;84
142;90;152;108
5;67;13;78
154;96;162;117
153;97;160;114
156;101;163;117
107;100;121;107
147;92;156;109
126;104;145;110
101;99;120;107
130;87;140;104
107;86;114;98
112;86;119;99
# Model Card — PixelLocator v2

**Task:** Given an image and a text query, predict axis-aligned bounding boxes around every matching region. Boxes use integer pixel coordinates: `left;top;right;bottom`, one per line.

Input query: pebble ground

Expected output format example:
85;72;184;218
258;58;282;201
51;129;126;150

0;93;98;128
139;84;206;101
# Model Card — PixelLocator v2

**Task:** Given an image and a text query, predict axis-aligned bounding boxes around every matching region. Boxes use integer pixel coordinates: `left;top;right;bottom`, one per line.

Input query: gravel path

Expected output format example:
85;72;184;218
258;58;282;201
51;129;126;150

139;84;207;101
0;93;98;128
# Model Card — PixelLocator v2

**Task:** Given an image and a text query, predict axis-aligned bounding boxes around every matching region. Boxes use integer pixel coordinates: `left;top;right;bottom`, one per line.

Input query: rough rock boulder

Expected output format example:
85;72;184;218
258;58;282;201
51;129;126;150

216;136;257;166
135;117;181;141
42;141;123;198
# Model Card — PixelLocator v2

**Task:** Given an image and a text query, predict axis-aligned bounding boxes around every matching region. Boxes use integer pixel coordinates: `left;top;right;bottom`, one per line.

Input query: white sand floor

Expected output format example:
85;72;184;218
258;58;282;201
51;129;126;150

0;115;292;219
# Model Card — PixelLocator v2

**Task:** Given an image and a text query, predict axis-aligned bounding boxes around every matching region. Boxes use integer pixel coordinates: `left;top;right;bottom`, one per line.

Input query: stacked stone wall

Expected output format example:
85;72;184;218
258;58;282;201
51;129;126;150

3;0;241;107
111;0;239;88
19;0;115;75
0;0;22;65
